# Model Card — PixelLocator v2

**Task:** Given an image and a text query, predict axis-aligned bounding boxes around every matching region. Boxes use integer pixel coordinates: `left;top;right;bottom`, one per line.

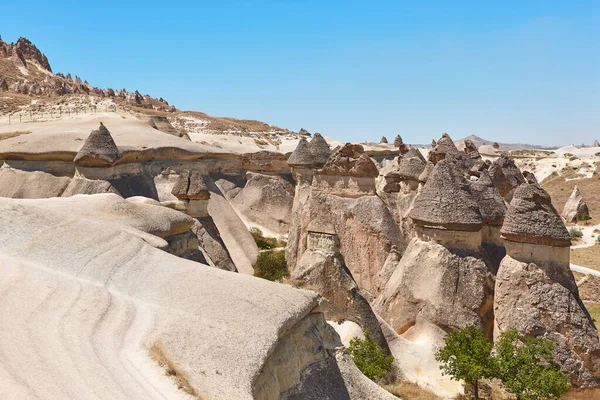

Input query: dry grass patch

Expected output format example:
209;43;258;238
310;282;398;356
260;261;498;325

0;130;32;141
571;245;600;272
149;343;202;399
542;170;600;220
381;381;443;399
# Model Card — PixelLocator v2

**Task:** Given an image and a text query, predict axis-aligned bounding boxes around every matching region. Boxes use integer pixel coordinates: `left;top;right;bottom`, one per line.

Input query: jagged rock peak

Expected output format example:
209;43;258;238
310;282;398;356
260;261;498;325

501;183;571;247
469;170;507;226
396;147;426;181
409;158;482;231
308;133;331;168
429;133;460;164
287;137;313;167
562;185;591;223
319;143;379;178
380;136;388;144
1;36;52;72
298;128;311;137
73;123;121;166
393;135;403;147
172;170;210;200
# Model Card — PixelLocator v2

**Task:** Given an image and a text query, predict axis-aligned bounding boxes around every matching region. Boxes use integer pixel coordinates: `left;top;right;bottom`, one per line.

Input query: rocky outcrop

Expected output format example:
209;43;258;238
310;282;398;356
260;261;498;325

380;136;388;144
290;224;389;351
494;256;600;388
393;135;403;147
61;176;120;196
229;172;294;235
73;123;121;166
313;143;379;196
146;116;181;137
192;217;237;272
0;165;71;198
375;238;495;337
428;133;460;164
489;155;525;202
0;196;369;399
396;147;427;183
562;185;591;223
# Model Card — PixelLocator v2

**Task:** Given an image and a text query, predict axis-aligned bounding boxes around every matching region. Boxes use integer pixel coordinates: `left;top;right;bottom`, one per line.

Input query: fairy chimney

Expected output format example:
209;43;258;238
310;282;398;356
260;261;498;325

428;133;460;164
469;170;507;246
562;186;591;223
409;158;483;248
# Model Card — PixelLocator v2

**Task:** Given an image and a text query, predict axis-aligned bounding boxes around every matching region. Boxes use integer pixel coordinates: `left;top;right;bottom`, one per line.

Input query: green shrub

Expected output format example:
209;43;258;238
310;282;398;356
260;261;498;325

249;227;278;250
253;250;288;281
348;329;393;382
569;227;583;240
494;330;570;400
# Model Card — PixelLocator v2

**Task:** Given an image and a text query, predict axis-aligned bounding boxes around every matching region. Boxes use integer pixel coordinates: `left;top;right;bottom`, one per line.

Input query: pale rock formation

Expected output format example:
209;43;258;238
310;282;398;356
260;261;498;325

73;122;121;166
291;222;390;351
562;185;591;223
313;143;379;196
495;183;600;388
61;176;120;197
171;170;210;218
593;139;599;147
230;172;294;235
0;196;375;399
146;116;181;137
489;155;525;202
428;133;460;164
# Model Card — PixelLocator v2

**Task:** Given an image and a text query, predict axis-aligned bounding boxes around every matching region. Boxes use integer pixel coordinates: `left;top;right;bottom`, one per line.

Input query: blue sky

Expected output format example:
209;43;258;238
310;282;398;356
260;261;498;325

2;1;598;145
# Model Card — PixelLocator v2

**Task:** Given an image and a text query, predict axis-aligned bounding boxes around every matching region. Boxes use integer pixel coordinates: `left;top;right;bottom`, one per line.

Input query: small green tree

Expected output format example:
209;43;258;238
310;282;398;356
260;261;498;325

435;325;495;400
494;330;570;400
348;329;393;381
253;250;288;281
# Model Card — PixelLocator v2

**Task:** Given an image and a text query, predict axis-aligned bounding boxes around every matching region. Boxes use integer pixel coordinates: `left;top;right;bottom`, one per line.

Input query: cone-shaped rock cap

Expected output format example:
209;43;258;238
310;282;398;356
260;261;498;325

418;161;435;182
308;133;331;168
501;183;571;247
397;147;427;181
489;155;525;200
73;123;121;166
171;171;210;200
428;133;460;164
319;143;379;178
469;170;506;226
380;136;388;144
409;158;482;231
287;137;313;167
393;135;403;147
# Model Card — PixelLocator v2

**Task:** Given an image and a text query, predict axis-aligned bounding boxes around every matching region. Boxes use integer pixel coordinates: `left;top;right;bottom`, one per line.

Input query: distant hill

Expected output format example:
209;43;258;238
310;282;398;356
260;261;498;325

456;135;559;151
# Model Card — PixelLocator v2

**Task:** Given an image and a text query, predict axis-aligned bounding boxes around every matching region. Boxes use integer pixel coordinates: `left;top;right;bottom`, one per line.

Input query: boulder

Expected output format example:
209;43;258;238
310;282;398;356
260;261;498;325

562;186;591;223
229;172;294;235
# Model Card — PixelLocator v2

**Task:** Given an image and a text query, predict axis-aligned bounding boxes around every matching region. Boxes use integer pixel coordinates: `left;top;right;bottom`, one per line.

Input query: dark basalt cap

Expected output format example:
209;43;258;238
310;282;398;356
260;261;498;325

73;122;121;166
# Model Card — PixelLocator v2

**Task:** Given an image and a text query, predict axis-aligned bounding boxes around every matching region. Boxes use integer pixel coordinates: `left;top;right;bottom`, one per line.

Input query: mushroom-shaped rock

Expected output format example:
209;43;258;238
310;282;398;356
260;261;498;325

488;155;525;201
287;137;313;167
73;123;121;166
380;136;388;144
396;147;426;181
428;133;460;164
319;144;379;178
171;171;210;217
393;135;403;147
308;133;331;168
409;159;482;232
469;170;506;227
562;186;591;223
501;183;571;247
